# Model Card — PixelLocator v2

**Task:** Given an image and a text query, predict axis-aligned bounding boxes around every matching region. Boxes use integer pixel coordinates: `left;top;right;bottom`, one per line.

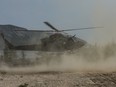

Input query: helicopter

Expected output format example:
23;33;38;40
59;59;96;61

0;22;102;52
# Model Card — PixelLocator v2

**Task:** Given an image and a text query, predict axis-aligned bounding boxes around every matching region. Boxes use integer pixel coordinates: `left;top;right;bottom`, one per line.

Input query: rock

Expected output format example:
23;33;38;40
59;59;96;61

18;83;28;87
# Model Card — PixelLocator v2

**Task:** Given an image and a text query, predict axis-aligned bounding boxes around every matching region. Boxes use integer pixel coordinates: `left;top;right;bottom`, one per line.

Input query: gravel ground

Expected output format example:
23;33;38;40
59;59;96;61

0;71;116;87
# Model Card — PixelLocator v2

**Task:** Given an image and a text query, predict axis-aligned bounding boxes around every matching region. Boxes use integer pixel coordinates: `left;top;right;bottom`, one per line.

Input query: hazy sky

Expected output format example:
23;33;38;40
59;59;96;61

0;0;116;45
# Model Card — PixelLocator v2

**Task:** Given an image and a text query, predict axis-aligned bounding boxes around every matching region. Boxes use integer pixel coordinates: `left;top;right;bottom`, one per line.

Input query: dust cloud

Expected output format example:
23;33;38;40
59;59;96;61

0;43;116;73
91;1;116;45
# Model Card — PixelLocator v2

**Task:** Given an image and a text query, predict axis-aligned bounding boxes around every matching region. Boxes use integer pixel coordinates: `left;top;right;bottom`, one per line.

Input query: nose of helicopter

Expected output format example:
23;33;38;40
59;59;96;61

70;36;87;50
64;36;87;50
75;38;87;49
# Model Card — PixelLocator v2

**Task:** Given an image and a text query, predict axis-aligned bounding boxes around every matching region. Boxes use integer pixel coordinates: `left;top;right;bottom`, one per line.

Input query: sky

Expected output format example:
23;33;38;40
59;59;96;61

0;0;116;45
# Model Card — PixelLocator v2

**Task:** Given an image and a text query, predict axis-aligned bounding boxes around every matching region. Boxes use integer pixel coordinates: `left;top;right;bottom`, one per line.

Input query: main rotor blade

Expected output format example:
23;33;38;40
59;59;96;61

14;30;54;32
60;27;103;32
44;22;59;32
14;27;103;32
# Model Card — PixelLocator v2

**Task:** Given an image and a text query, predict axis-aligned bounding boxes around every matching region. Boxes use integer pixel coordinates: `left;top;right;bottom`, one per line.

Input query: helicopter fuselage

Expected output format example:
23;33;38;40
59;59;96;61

0;24;87;52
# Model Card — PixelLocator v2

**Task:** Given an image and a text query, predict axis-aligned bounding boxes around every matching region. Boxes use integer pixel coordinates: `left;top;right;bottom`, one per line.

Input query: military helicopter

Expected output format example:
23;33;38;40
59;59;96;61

0;22;102;52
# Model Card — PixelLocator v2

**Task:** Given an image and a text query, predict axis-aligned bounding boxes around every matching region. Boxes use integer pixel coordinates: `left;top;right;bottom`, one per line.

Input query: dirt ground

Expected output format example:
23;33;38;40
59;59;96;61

0;71;116;87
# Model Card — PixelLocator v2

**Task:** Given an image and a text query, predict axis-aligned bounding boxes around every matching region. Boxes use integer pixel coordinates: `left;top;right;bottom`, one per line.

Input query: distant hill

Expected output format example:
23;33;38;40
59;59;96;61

0;24;51;50
0;24;27;31
0;25;28;50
